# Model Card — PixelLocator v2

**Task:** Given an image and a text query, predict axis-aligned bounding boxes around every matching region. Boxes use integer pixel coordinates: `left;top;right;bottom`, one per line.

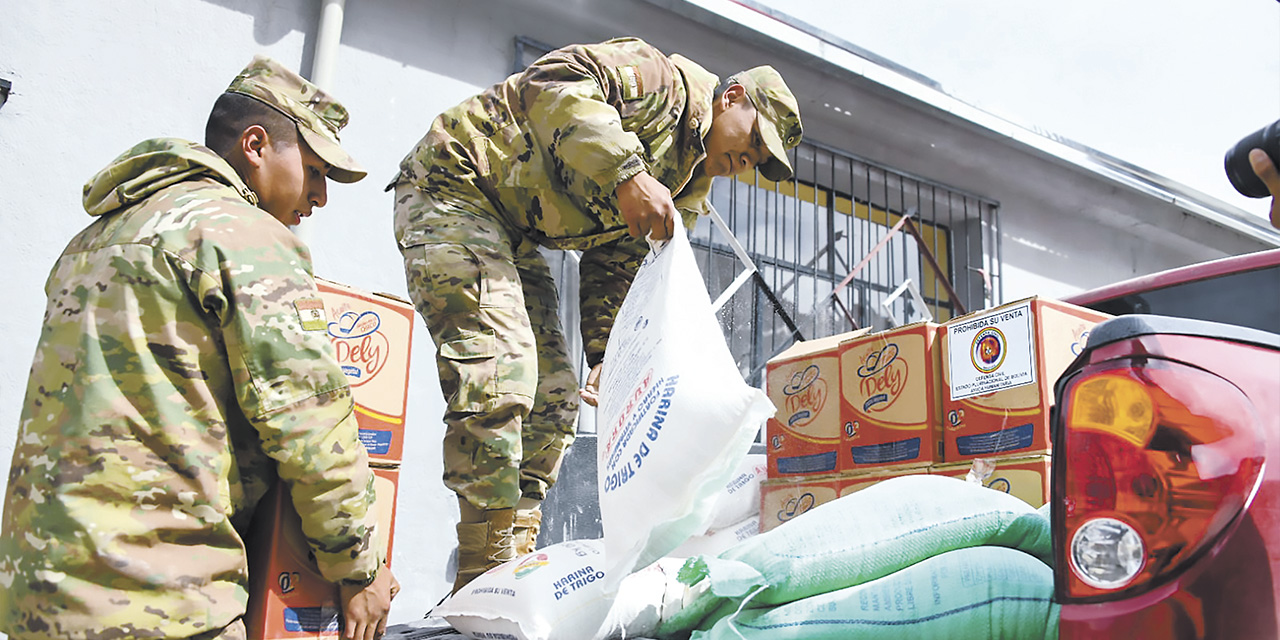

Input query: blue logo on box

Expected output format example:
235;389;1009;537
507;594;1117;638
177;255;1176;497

956;423;1034;455
849;437;921;465
284;607;340;633
359;429;393;455
777;451;838;475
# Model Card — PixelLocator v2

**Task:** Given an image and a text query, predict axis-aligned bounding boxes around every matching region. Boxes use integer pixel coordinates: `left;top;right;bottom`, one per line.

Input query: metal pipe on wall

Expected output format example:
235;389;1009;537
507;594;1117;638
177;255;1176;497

296;0;345;243
311;0;346;90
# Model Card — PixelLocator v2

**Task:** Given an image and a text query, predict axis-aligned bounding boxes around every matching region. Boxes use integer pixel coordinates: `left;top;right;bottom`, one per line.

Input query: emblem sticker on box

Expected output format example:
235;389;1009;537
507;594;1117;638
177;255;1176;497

947;302;1037;401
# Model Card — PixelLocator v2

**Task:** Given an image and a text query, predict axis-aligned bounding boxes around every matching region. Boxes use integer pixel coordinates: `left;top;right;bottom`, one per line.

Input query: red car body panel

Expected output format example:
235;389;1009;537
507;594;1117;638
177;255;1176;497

1054;249;1280;639
1062;249;1280;311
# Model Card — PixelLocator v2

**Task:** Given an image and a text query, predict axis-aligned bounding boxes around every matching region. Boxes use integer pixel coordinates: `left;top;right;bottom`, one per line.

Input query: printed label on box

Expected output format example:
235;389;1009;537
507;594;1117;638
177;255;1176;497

947;302;1037;401
955;423;1035;456
760;478;839;532
778;363;833;433
316;280;415;463
246;466;399;639
852;343;909;415
283;607;340;634
359;429;393;456
849;438;921;465
775;451;839;475
328;309;393;392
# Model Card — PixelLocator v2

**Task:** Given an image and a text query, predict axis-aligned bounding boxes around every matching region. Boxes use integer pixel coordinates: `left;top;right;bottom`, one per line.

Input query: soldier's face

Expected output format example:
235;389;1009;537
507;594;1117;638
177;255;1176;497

705;85;769;178
256;136;330;227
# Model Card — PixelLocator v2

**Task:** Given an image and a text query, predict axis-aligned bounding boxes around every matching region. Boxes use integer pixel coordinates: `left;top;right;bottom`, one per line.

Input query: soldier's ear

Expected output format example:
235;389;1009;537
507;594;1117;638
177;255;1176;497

714;84;748;116
722;84;748;107
238;125;270;168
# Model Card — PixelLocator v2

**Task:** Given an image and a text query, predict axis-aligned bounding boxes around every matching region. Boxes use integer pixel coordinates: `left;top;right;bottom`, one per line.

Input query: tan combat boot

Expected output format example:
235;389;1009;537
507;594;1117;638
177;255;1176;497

454;499;517;593
513;497;543;556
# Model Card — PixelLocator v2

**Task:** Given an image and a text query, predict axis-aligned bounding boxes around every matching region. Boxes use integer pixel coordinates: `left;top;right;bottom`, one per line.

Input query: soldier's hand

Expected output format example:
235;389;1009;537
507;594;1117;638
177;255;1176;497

1248;148;1280;229
616;171;677;241
339;567;395;640
580;363;604;407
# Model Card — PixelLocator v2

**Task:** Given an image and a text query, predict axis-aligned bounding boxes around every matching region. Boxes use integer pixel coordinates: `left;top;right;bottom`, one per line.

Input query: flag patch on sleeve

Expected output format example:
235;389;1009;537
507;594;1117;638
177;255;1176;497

619;65;643;101
295;297;328;332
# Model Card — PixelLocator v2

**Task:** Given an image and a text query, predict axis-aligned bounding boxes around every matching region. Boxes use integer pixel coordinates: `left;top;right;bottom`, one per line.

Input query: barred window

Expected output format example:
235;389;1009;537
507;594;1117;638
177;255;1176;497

694;141;1002;387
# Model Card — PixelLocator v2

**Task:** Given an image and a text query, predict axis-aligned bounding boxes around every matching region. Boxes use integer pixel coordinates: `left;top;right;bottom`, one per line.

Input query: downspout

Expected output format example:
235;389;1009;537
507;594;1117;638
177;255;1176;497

299;0;346;243
310;0;345;90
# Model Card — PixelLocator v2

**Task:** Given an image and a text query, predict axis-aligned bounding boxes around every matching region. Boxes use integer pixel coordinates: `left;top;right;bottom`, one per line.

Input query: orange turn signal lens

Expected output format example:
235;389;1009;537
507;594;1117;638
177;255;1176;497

1069;374;1155;447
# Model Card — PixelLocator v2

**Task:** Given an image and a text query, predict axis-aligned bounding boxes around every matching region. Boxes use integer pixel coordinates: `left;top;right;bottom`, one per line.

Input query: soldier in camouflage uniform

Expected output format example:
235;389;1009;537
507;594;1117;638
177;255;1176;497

389;37;803;591
0;57;394;640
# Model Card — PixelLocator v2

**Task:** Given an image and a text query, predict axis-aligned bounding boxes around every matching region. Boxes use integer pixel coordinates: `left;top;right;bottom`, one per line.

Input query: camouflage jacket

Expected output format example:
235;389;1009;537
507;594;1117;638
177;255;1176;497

394;37;717;365
0;139;380;639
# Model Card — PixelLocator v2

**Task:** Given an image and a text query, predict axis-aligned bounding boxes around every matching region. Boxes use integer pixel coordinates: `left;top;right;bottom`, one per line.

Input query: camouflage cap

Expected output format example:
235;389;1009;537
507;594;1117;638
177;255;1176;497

727;65;803;182
225;55;367;183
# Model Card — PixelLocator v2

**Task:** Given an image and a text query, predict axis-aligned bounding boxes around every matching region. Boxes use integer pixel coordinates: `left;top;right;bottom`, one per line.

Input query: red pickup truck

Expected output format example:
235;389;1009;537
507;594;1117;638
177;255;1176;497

1053;248;1280;638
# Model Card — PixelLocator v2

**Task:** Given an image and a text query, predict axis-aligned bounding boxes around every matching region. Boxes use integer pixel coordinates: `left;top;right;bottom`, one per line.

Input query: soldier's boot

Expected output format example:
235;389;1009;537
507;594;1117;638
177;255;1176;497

513;497;543;556
453;499;517;593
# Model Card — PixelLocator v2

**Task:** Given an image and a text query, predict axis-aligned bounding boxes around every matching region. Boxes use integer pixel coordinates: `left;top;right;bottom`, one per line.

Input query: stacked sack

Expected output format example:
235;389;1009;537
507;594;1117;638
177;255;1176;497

436;474;1058;639
658;474;1058;640
670;454;767;559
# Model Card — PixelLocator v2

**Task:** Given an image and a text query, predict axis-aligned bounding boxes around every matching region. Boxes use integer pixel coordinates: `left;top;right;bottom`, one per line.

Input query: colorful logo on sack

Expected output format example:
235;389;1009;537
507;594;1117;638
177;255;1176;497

783;365;827;427
328;310;388;386
987;477;1012;493
513;553;550;579
856;344;907;412
970;327;1007;373
778;492;817;523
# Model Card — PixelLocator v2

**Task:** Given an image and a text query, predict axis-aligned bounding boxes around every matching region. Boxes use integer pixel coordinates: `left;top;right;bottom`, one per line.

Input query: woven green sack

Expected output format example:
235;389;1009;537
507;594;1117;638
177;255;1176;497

657;475;1051;636
689;546;1059;640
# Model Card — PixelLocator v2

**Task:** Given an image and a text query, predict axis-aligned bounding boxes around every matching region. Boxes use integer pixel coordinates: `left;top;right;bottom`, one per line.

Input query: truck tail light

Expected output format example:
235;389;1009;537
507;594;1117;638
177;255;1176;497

1055;360;1265;601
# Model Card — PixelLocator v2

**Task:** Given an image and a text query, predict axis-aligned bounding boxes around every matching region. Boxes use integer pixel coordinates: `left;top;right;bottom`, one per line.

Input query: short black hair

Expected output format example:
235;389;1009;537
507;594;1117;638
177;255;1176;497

204;92;299;157
714;79;730;100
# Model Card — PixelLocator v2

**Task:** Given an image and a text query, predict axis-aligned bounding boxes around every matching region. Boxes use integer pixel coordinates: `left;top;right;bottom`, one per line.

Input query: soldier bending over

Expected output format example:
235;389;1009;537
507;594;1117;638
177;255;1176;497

389;37;804;592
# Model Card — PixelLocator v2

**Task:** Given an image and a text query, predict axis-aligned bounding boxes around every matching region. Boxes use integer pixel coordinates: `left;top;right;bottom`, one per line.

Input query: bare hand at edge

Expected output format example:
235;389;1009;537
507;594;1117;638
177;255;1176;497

339;567;395;640
580;363;604;407
1248;148;1280;229
616;171;676;241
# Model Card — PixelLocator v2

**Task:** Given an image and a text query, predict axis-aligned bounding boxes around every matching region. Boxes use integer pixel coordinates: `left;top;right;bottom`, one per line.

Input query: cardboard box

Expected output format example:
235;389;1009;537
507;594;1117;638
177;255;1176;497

939;297;1109;462
931;455;1051;508
765;330;869;477
839;322;942;471
834;464;931;497
315;279;416;463
245;465;400;639
759;475;841;533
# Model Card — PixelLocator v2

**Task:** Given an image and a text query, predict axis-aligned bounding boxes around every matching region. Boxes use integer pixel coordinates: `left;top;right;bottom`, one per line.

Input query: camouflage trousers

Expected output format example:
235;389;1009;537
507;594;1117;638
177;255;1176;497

394;183;579;511
187;619;245;640
5;618;247;640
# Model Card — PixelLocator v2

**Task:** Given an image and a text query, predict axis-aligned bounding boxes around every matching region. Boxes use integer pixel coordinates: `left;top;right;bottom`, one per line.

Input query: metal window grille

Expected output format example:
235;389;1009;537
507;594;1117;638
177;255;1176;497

693;141;1003;388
